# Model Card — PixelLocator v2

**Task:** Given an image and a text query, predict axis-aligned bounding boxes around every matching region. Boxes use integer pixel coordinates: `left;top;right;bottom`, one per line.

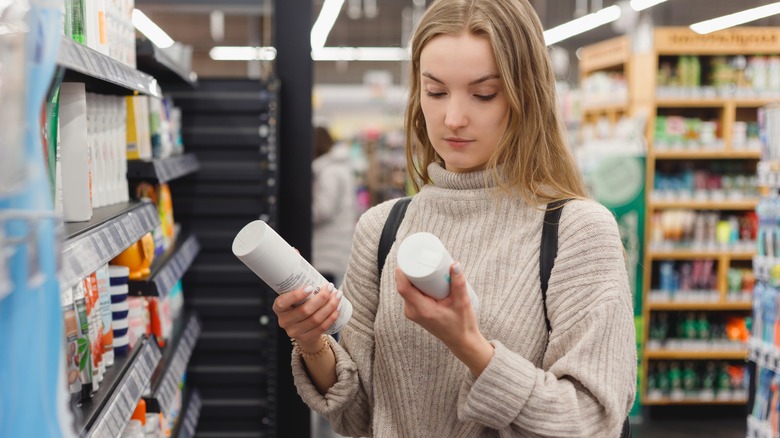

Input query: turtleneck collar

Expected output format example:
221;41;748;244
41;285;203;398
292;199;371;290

427;162;498;190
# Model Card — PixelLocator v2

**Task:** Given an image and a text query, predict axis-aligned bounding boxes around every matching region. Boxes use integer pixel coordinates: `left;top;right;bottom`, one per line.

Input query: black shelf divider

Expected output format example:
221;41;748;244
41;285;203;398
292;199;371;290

173;388;202;438
62;201;159;291
128;233;200;298
127;154;200;183
57;36;160;97
145;312;202;418
136;38;197;87
79;337;162;438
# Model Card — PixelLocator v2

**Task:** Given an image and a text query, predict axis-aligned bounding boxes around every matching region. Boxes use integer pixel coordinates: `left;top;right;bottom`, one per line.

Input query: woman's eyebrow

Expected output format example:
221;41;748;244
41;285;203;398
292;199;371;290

421;72;500;86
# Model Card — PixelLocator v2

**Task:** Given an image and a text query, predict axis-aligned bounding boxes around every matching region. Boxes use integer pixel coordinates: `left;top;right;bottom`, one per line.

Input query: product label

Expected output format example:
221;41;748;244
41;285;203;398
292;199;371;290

73;283;93;387
274;258;327;294
62;287;82;395
97;265;114;354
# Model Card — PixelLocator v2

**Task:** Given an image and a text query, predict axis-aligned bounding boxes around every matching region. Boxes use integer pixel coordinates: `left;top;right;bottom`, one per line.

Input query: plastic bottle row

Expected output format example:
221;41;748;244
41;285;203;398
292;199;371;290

647;312;748;351
64;0;137;68
653;162;758;202
649;259;754;302
657;54;780;98
63;261;183;404
645;360;748;402
49;81;183;223
650;210;757;251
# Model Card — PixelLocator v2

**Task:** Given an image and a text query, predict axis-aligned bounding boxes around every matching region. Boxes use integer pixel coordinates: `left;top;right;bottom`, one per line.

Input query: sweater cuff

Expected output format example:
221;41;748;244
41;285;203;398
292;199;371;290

457;340;538;429
291;335;360;415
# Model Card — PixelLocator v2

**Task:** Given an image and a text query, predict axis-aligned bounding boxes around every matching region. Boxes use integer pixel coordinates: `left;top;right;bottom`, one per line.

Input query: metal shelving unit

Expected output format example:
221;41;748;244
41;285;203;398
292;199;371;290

145;312;202;419
127;154;201;184
57;36;159;97
62;201;159;291
79;337;162;438
128;233;200;298
136;38;197;87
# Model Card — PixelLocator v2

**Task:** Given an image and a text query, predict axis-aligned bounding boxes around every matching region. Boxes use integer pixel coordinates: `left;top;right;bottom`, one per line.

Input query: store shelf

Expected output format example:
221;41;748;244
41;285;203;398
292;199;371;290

649;199;759;210
172;388;202;438
136;38;197;86
646;301;753;311
126;154;200;183
128;233;200;298
656;98;727;108
62;201;160;291
642;398;747;406
79;337;163;438
58;36;159;97
648;250;756;260
145;312;201;419
654;150;762;160
581;102;629;114
645;350;747;360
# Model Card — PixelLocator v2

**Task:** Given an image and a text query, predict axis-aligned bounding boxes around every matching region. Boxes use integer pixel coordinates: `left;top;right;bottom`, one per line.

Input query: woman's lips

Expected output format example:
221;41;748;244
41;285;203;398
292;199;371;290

444;138;473;148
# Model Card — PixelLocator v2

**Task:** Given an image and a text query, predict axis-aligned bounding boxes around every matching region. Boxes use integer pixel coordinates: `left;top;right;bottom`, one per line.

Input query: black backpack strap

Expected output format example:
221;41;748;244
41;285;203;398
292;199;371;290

377;197;412;279
540;199;568;333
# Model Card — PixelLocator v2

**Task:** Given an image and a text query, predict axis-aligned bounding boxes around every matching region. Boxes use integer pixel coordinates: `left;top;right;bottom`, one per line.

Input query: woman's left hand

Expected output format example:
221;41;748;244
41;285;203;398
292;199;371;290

395;263;494;376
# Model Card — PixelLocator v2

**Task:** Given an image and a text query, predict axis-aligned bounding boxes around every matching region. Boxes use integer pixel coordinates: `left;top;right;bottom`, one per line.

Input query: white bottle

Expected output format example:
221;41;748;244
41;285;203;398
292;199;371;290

397;232;479;311
232;220;353;335
60;82;93;222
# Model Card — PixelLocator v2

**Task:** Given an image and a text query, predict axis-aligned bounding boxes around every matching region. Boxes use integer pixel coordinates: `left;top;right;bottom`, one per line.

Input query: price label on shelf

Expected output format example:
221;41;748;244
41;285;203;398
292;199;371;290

86;340;162;438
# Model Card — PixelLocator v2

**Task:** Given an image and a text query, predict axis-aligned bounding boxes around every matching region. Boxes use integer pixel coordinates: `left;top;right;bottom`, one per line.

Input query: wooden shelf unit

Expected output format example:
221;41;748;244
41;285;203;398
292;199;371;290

579;26;780;408
646;301;752;311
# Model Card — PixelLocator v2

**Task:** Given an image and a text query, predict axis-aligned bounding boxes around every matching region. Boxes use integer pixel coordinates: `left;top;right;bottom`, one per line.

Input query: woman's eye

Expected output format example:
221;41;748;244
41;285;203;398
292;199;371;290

426;91;446;98
475;93;497;101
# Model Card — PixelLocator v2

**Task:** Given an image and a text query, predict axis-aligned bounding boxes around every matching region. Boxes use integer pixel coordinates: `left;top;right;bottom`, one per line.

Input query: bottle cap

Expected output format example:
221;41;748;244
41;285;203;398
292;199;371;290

132;399;147;426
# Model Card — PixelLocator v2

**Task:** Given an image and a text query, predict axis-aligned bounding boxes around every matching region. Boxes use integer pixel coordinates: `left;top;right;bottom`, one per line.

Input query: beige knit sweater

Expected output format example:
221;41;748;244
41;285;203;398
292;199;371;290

292;163;636;437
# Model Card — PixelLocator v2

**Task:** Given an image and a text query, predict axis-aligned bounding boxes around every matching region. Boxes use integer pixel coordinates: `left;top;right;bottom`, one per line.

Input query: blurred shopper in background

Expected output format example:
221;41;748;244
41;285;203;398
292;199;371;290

312;126;357;288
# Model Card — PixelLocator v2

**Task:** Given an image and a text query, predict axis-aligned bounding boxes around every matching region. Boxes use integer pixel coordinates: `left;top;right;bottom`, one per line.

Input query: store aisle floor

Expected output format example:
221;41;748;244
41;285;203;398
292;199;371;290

632;418;746;437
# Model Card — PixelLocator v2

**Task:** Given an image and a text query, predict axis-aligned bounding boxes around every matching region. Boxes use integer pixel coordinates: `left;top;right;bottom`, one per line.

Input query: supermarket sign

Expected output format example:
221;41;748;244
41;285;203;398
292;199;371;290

655;27;780;55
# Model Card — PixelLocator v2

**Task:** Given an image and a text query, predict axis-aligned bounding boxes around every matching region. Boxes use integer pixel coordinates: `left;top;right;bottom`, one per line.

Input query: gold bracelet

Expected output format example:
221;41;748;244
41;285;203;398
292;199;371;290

292;335;330;360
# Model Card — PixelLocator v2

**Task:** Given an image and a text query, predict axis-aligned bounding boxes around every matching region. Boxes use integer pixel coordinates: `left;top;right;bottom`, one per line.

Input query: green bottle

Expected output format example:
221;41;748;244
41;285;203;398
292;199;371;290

65;0;87;45
696;313;710;341
682;362;698;396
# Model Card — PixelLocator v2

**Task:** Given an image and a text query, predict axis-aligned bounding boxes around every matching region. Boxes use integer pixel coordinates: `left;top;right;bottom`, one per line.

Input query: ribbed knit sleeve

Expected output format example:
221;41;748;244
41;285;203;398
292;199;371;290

291;199;399;437
457;200;636;437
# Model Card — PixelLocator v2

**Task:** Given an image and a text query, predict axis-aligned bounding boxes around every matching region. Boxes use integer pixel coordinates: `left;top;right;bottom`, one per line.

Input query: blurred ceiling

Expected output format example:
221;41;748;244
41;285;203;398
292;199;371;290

135;0;780;84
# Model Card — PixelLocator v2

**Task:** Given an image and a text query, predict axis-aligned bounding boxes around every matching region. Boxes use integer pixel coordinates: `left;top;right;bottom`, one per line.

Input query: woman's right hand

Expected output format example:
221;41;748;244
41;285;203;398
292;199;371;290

273;282;343;352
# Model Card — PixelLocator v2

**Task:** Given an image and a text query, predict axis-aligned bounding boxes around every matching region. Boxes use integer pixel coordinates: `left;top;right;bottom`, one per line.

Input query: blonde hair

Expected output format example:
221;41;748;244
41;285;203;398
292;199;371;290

404;0;588;206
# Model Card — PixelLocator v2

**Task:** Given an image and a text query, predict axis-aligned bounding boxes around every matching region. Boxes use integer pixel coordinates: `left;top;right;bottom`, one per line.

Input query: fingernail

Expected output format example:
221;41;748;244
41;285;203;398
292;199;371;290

336;290;343;300
327;283;335;293
304;285;315;294
453;262;462;275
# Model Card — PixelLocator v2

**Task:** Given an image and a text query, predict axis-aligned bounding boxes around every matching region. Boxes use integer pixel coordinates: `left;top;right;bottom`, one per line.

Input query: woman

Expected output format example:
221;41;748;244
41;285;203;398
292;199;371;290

273;0;636;436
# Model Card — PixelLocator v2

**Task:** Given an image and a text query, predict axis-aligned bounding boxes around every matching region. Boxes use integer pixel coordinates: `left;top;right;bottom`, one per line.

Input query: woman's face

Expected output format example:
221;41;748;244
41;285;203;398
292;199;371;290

419;32;510;173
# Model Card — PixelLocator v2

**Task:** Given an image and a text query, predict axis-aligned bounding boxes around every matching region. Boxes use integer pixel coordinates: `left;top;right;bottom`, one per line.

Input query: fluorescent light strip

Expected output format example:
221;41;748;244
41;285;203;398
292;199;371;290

311;0;345;50
132;9;174;49
311;47;409;62
543;5;621;46
209;46;277;61
690;2;780;34
629;0;667;12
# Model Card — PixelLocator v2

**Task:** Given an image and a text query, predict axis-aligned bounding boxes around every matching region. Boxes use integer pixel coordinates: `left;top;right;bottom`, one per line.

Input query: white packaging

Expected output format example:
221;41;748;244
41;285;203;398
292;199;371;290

60;82;93;222
232;220;353;335
397;232;479;310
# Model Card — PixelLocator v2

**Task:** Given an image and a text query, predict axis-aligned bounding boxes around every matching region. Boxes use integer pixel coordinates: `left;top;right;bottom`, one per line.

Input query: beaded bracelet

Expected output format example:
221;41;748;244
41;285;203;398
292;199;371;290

292;335;331;360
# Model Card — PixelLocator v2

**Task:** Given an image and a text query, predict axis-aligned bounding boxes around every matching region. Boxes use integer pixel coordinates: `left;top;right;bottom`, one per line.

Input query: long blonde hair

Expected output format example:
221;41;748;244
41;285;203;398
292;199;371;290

404;0;588;206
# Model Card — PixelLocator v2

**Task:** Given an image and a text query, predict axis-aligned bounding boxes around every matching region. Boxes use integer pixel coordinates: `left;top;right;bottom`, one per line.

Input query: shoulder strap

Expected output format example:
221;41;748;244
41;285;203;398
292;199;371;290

540;199;568;333
377;197;412;279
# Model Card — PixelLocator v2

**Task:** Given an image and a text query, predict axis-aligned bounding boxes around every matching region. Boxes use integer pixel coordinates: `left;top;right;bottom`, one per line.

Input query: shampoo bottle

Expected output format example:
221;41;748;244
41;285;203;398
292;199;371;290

232;220;353;335
396;232;479;310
